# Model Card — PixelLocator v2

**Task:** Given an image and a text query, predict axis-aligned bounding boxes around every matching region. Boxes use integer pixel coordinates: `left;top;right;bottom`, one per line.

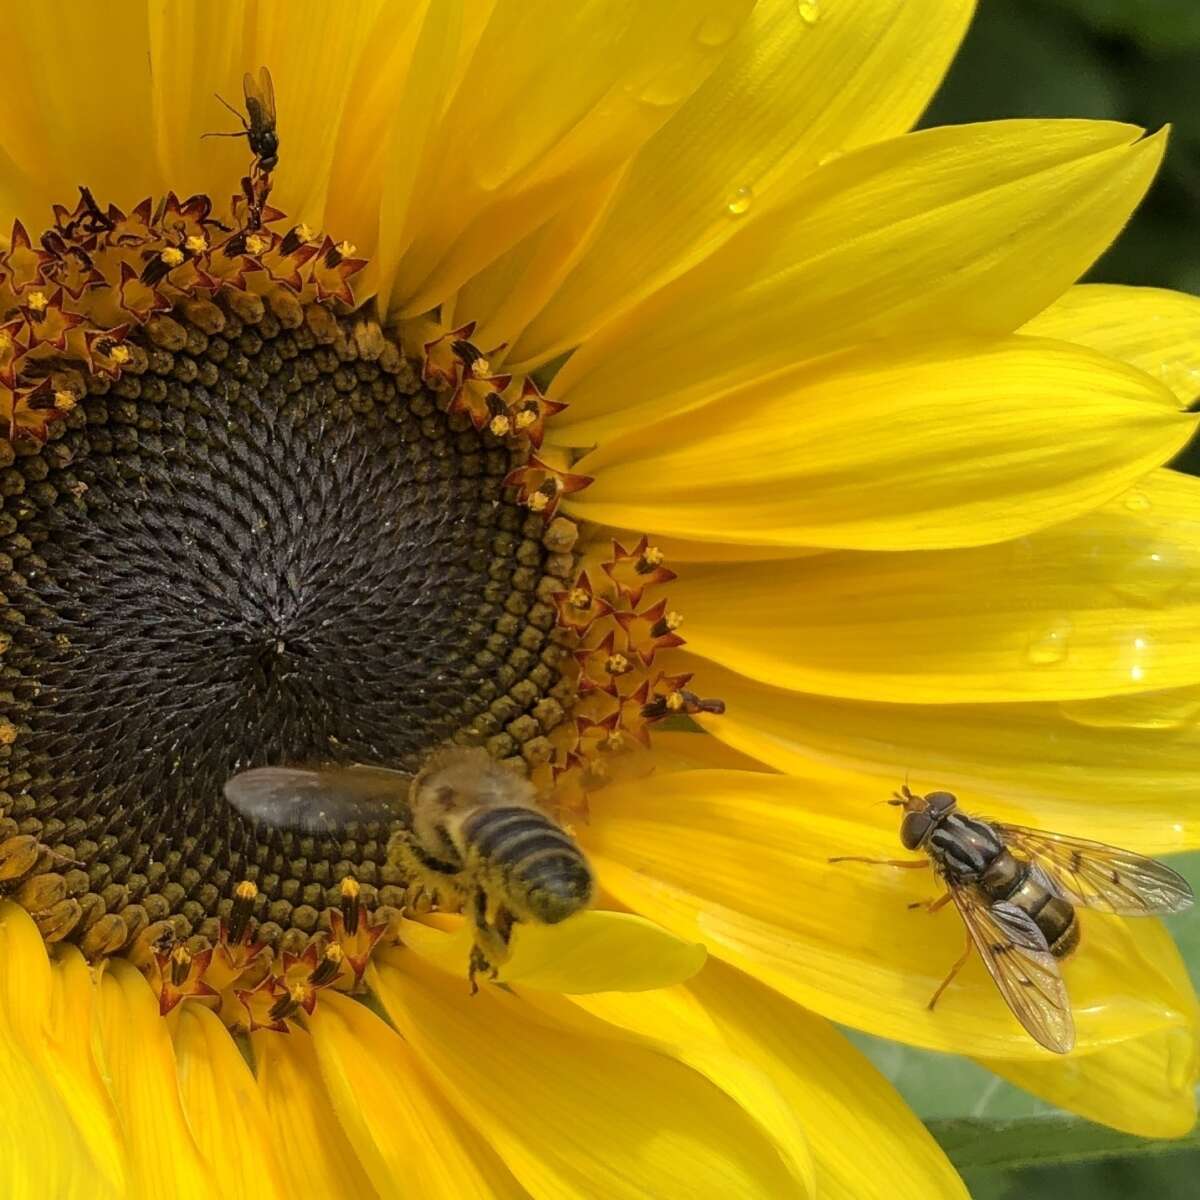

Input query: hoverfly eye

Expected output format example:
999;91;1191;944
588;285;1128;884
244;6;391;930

924;791;957;814
899;811;933;850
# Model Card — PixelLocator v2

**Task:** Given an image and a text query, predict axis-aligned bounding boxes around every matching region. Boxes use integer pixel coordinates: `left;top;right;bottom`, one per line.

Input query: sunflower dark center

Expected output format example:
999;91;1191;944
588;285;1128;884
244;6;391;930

0;298;576;953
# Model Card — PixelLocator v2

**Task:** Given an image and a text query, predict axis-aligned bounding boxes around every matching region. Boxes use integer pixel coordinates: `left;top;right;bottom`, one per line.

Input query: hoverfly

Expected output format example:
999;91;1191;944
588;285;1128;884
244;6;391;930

225;748;595;989
205;67;279;174
831;786;1193;1052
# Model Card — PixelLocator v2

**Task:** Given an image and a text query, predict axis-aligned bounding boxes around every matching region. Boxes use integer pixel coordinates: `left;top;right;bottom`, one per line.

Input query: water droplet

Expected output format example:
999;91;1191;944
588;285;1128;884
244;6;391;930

725;185;754;216
797;0;821;24
1026;619;1072;665
1122;489;1152;513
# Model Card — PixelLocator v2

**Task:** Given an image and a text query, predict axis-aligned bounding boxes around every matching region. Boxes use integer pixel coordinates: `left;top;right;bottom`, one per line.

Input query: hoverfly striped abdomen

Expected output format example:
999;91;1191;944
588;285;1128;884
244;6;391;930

978;852;1079;958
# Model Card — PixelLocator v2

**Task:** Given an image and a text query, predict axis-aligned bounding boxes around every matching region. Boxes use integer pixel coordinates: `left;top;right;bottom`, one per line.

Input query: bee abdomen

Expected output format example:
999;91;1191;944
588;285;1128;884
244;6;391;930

463;806;574;864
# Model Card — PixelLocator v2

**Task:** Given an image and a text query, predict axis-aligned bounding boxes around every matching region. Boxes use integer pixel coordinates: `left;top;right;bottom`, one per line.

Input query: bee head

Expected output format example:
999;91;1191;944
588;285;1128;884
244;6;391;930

890;785;958;850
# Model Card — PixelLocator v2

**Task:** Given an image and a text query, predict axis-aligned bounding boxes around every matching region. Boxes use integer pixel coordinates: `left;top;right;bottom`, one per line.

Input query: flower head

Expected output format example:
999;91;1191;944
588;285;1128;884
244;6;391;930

2;2;1199;1196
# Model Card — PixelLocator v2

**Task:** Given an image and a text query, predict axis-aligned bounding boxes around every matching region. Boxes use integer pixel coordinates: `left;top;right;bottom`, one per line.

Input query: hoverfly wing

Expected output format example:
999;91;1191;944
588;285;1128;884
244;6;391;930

949;888;1074;1053
224;765;411;833
993;824;1194;917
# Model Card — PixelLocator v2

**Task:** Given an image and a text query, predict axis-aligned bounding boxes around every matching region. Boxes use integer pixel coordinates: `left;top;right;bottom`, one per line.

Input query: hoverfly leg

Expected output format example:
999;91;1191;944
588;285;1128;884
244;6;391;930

467;945;492;996
926;931;974;1011
828;856;930;868
908;892;953;913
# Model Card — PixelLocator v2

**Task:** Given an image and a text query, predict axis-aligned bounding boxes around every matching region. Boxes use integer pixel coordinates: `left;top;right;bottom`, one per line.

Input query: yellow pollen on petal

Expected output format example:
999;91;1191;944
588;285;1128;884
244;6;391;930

109;344;132;364
666;690;686;712
515;408;537;429
185;234;207;253
26;290;48;314
295;222;315;242
470;357;492;379
642;546;665;568
53;390;77;412
528;491;551;513
160;247;185;267
489;414;511;437
568;587;591;609
0;719;17;745
664;610;683;630
246;233;270;255
606;653;631;676
336;240;356;256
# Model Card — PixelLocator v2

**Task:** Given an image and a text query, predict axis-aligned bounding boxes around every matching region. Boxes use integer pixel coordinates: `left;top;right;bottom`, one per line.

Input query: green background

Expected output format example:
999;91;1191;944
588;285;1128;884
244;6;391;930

868;1;1200;1194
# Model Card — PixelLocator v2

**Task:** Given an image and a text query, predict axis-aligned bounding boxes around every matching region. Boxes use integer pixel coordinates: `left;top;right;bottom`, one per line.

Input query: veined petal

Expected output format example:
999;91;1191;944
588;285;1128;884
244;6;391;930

388;0;754;316
371;952;810;1198
171;1004;286;1200
581;769;1199;1060
398;909;706;992
0;1;157;213
507;0;973;370
310;991;527;1200
94;960;210;1200
1023;284;1200;405
573;964;967;1200
686;655;1200;852
254;1029;379;1200
46;949;127;1199
568;335;1193;551
548;121;1165;447
665;468;1200;703
0;906;119;1200
983;1024;1198;1138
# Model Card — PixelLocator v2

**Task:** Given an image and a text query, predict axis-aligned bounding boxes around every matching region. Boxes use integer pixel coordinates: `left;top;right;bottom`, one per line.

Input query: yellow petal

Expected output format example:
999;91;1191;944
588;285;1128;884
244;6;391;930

94;960;210;1200
389;0;754;316
507;0;973;369
398;908;707;992
548;121;1165;447
254;1028;379;1200
0;1;158;216
685;652;1200;853
171;1004;286;1199
581;769;1199;1060
984;1024;1198;1138
0;905;119;1200
569;334;1193;551
570;964;966;1200
371;951;810;1198
1023;284;1200;405
665;467;1200;702
46;949;127;1198
310;991;526;1199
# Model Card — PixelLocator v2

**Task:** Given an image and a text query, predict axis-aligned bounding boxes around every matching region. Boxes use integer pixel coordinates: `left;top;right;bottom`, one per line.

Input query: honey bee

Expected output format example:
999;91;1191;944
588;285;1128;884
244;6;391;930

224;747;596;989
206;66;280;173
831;785;1193;1052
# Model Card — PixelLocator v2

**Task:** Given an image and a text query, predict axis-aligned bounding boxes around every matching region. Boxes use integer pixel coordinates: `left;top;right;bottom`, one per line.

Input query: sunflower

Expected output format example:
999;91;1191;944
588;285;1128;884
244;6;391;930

2;0;1199;1196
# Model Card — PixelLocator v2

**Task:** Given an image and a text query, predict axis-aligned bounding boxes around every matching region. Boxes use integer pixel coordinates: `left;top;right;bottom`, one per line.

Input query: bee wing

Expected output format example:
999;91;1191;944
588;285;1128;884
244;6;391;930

992;823;1193;916
224;765;411;833
242;67;277;124
949;886;1074;1053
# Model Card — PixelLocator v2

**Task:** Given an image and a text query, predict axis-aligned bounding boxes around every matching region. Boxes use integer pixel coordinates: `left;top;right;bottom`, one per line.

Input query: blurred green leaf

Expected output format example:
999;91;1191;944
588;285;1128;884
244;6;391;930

1036;0;1200;54
930;1115;1200;1171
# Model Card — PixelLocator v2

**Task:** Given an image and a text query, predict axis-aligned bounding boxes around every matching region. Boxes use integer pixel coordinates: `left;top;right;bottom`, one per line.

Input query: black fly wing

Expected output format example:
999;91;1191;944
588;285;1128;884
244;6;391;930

242;67;276;129
993;824;1194;916
224;765;411;833
949;887;1074;1053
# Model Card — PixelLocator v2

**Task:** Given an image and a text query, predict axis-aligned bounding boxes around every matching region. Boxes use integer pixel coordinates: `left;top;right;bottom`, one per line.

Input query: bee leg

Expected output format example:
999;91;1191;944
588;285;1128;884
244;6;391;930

468;945;492;996
828;856;929;868
908;892;953;913
926;932;974;1011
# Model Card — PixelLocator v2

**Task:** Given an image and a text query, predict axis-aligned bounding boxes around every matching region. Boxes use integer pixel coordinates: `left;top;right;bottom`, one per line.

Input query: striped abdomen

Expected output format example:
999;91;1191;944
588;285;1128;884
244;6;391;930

979;850;1079;959
461;805;595;924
